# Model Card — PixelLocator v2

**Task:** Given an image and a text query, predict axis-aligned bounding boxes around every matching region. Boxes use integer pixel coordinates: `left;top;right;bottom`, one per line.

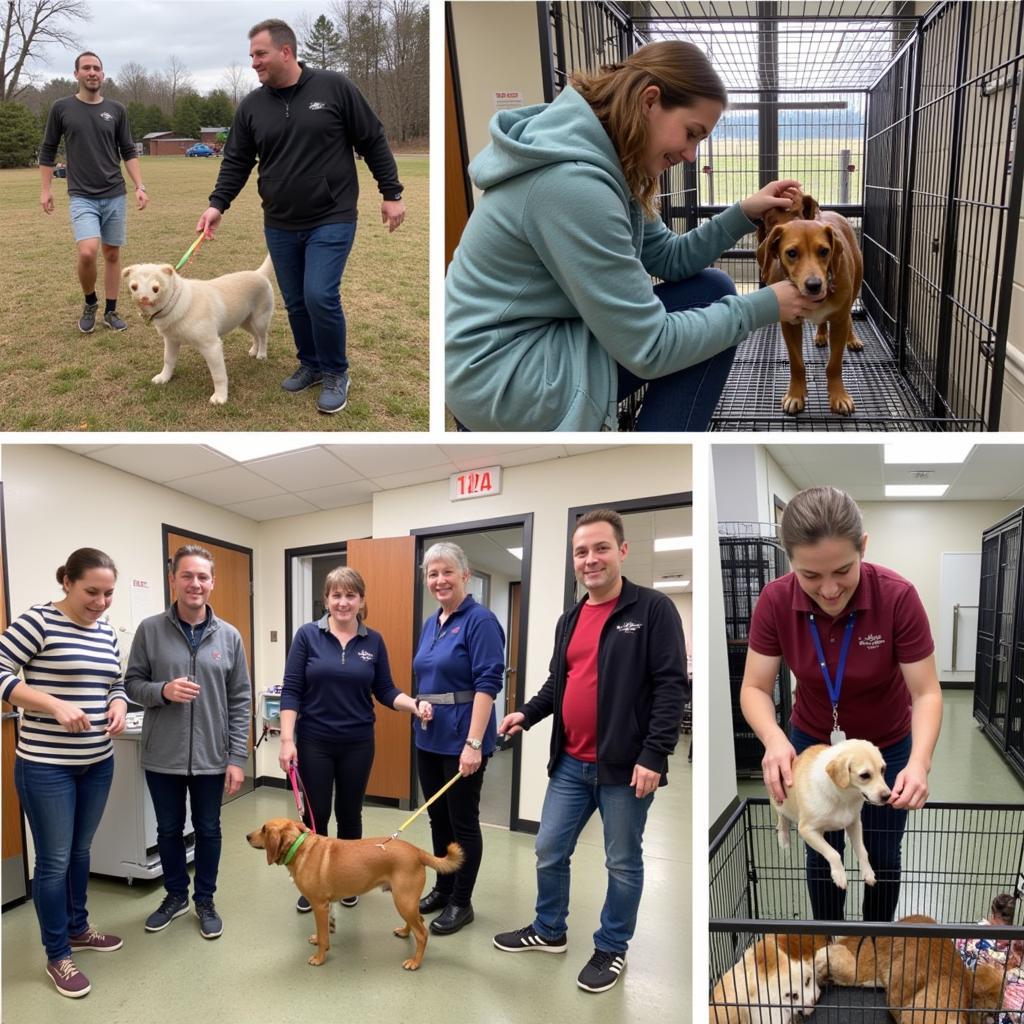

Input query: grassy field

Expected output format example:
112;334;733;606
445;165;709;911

0;156;427;432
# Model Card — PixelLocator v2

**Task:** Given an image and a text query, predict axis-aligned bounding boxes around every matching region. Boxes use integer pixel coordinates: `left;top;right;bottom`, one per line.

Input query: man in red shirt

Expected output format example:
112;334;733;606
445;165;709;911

492;509;687;993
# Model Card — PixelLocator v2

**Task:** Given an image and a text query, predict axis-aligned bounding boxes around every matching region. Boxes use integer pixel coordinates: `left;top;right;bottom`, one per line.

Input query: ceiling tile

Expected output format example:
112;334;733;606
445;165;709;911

223;494;320;521
244;447;363;490
68;444;233;481
166;466;286;504
297;480;382;510
324;445;450;477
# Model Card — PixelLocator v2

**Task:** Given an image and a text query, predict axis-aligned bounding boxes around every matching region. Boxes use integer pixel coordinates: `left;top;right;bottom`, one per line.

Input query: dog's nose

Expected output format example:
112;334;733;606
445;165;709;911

805;278;823;295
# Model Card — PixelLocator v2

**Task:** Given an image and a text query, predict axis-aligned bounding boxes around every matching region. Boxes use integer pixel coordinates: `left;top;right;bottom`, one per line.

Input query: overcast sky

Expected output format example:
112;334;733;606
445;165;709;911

33;0;332;94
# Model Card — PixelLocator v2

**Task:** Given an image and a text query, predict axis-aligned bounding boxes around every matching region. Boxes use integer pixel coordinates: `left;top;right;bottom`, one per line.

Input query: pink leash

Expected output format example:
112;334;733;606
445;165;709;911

287;761;317;834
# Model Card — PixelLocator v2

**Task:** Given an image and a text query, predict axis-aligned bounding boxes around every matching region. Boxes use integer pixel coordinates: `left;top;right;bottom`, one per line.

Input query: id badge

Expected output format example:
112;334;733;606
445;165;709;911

830;729;847;745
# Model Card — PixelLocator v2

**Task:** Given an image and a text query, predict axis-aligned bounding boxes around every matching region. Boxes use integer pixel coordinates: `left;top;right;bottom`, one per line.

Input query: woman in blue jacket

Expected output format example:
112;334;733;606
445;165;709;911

445;40;817;431
279;567;424;912
413;542;505;936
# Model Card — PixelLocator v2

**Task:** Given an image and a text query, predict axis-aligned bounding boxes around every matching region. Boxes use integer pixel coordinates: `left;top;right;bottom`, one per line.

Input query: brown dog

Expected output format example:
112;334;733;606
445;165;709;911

756;193;864;416
247;818;464;970
814;915;1007;1023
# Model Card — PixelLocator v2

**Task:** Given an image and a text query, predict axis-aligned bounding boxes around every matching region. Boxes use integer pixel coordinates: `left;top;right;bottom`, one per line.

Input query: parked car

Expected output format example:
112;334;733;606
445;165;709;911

186;144;215;157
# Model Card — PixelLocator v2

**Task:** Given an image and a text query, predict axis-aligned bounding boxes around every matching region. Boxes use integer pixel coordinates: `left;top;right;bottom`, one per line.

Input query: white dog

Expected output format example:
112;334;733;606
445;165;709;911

772;738;891;891
123;255;275;405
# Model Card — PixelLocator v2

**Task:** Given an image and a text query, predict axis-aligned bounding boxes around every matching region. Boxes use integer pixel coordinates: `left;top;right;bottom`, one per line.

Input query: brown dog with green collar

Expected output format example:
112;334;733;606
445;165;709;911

247;818;463;970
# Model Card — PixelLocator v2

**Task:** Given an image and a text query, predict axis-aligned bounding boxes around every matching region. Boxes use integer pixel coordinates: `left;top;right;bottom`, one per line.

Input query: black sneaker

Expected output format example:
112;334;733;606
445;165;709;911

281;365;323;393
194;899;223;939
317;371;349;414
79;302;98;333
296;894;312;913
493;923;567;953
339;896;359;908
103;309;128;331
577;948;627;993
144;893;190;932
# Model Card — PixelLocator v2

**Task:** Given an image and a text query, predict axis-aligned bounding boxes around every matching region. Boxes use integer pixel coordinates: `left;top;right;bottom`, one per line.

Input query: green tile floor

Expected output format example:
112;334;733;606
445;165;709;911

1;749;690;1023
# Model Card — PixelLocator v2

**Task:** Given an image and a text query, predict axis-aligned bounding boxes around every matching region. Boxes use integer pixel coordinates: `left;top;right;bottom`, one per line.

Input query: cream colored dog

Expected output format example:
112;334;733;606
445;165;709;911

123;255;275;405
772;739;891;891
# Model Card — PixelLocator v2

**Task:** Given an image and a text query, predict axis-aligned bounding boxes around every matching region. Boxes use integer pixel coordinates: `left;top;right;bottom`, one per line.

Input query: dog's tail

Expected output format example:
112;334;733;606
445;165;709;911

418;842;464;875
256;254;274;278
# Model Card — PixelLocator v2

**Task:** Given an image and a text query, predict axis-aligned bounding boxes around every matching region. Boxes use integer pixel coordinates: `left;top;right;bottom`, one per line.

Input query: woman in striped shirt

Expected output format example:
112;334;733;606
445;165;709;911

0;548;128;999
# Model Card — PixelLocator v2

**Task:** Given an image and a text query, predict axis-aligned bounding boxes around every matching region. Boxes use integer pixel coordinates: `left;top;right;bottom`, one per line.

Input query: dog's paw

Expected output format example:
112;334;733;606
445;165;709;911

846;336;864;351
151;372;172;385
394;925;411;939
781;392;806;415
863;867;877;887
830;865;848;890
829;391;855;415
777;829;791;850
814;331;828;348
308;953;326;966
402;958;421;971
208;393;228;405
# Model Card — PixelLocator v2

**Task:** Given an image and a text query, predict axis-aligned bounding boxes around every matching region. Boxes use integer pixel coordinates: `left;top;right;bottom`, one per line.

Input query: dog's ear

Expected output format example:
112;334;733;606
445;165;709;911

160;264;176;277
264;824;282;865
825;754;852;790
121;266;132;280
756;225;785;280
821;225;840;277
801;194;821;220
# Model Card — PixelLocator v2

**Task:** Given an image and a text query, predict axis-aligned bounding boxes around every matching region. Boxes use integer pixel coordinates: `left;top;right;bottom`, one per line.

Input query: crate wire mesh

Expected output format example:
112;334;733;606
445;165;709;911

543;2;1024;431
710;799;1024;1022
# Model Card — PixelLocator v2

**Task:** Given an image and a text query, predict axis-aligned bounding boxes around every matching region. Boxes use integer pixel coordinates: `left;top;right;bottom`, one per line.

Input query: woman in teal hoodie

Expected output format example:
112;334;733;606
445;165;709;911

445;41;817;432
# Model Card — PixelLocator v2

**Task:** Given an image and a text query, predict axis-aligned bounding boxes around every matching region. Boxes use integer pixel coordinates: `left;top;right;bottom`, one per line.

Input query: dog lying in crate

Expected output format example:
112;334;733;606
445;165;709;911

755;192;864;417
814;915;1008;1023
710;933;826;1023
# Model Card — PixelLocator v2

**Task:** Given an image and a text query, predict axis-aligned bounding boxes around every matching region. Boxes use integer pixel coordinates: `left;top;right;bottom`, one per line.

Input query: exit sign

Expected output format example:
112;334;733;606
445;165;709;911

450;466;502;501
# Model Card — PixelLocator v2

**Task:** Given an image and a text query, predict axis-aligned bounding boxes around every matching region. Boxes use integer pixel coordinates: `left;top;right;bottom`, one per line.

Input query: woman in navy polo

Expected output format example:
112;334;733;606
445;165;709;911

279;566;425;912
413;542;505;936
740;485;943;921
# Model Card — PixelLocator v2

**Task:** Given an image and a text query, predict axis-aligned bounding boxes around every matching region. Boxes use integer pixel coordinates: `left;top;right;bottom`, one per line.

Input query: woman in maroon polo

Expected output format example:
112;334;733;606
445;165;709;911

740;485;942;921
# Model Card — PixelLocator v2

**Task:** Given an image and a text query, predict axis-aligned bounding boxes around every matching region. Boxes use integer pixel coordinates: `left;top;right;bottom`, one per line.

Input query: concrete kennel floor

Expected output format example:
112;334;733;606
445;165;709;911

1;751;690;1023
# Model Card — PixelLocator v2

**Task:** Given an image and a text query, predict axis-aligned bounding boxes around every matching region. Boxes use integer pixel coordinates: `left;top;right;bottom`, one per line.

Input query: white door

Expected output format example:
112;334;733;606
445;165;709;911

938;552;981;684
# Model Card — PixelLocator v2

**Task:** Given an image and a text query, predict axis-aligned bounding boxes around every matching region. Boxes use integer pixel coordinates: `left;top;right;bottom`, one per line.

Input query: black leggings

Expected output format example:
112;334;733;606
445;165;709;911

295;734;374;839
417;749;487;905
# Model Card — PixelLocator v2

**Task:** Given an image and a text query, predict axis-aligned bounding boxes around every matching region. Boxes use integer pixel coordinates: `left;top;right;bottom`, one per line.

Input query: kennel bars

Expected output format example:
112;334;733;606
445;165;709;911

541;1;1024;431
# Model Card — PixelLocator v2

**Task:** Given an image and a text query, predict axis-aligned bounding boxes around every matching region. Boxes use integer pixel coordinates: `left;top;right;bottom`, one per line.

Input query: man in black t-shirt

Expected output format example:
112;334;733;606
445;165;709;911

39;51;149;334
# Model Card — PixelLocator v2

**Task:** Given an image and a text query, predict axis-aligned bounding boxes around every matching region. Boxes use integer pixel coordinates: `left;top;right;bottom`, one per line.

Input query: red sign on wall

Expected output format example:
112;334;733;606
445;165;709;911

450;465;502;501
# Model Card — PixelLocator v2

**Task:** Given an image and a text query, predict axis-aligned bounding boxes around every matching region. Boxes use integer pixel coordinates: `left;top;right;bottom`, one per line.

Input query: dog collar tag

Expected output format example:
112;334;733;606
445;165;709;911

830;729;847;745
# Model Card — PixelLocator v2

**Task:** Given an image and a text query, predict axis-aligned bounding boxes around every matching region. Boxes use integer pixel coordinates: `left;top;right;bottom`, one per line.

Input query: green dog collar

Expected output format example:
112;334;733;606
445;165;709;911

282;830;309;865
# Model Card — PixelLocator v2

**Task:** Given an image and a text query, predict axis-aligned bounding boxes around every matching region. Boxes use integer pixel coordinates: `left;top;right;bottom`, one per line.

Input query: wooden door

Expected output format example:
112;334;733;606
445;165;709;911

445;20;471;269
163;529;255;797
347;537;416;803
506;582;521;718
0;484;27;904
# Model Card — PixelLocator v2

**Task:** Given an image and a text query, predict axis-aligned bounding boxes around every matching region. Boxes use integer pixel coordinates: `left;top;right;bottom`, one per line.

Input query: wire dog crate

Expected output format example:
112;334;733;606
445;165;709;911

710;799;1024;1021
720;524;792;775
542;1;1024;431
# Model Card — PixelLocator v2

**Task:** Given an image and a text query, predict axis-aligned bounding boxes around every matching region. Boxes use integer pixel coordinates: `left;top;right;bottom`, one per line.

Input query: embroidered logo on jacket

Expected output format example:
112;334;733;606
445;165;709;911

100;112;114;121
358;650;374;662
212;649;222;660
859;634;886;650
308;101;326;110
616;621;642;634
450;626;461;635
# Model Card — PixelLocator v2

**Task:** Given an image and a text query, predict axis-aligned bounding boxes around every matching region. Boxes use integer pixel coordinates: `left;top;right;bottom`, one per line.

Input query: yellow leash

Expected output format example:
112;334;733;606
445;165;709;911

376;771;462;849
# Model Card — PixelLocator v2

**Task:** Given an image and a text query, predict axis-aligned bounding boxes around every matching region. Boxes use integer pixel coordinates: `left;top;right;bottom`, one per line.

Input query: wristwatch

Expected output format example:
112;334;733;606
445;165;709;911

136;184;147;191
465;737;482;751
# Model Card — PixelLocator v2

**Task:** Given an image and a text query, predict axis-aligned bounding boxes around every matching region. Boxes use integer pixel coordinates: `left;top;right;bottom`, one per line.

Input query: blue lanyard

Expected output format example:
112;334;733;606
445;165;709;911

807;610;857;707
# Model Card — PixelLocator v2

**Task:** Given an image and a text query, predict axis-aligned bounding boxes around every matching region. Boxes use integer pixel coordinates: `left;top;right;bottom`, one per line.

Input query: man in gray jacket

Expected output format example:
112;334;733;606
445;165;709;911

125;545;251;940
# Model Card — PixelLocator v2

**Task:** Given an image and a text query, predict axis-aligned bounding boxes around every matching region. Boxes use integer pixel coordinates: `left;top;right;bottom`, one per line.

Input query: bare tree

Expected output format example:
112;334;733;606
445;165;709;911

1;0;90;101
220;60;248;106
162;53;193;112
117;59;150;104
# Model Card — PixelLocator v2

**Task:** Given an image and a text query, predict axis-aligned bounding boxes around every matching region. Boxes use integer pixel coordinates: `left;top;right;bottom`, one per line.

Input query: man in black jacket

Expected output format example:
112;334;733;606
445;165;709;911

195;19;406;415
493;508;687;994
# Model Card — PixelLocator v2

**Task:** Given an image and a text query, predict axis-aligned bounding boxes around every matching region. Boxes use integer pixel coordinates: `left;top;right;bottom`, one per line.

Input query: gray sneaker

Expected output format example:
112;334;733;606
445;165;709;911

281;365;323;393
194;899;223;939
317;371;350;414
79;302;98;333
144;893;189;932
103;309;128;331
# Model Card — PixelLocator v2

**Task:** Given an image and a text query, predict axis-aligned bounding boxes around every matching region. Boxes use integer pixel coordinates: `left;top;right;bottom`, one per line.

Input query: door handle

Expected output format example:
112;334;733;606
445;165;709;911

951;603;978;671
1;711;19;721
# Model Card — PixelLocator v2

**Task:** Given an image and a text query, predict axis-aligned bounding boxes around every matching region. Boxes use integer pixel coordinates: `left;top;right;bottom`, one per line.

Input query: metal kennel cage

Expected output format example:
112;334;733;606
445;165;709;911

710;799;1024;1021
541;1;1024;431
719;522;792;775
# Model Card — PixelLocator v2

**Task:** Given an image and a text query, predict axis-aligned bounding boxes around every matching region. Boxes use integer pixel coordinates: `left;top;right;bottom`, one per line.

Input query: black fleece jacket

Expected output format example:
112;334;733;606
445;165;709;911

209;66;402;230
519;578;689;787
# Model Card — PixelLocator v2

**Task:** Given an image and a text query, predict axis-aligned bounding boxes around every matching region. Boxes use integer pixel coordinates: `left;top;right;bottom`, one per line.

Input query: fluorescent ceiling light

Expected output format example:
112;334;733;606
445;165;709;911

507;547;523;560
654;536;693;551
653;579;690;590
884;441;973;464
204;436;322;462
885;484;948;498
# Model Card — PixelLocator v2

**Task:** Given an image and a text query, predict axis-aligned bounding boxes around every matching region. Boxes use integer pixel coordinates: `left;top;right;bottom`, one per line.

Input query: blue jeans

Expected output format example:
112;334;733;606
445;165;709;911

15;756;114;961
264;221;357;375
616;268;738;431
533;753;654;954
69;194;126;246
145;771;225;903
790;726;911;921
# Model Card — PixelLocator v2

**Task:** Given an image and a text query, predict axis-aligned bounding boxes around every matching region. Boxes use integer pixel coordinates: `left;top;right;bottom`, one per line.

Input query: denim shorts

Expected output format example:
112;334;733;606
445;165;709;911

69;194;126;246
